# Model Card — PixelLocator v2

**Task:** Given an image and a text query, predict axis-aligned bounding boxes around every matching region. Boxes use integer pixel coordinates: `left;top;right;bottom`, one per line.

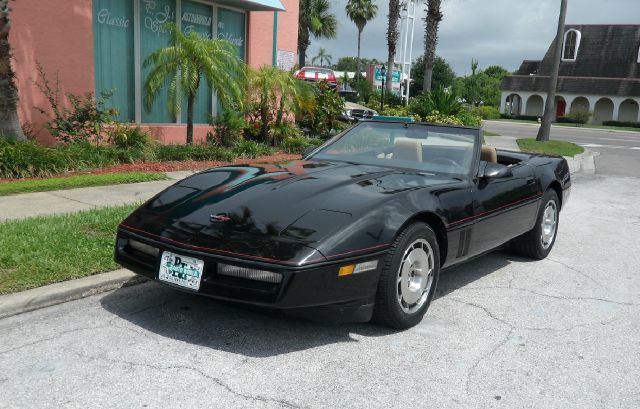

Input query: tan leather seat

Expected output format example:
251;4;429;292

393;139;423;162
481;145;497;163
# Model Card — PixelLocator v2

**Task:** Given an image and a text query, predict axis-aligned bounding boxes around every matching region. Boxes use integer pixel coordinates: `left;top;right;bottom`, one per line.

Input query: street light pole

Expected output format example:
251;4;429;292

381;65;387;113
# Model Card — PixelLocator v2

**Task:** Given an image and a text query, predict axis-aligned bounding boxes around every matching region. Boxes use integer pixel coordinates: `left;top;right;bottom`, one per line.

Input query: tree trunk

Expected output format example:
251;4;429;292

356;29;362;79
423;0;443;92
298;29;309;67
386;0;400;94
0;0;25;140
537;0;568;142
186;92;195;145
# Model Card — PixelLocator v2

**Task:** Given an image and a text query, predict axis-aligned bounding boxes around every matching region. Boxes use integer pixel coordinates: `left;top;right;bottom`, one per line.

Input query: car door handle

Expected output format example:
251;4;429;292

525;177;535;185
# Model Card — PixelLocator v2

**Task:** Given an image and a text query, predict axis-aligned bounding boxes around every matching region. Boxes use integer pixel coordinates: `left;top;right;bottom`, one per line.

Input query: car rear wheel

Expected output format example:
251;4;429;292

510;189;559;260
372;223;440;329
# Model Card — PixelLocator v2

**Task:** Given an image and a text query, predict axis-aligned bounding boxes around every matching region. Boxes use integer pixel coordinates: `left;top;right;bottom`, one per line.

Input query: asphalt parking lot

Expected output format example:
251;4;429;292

1;172;639;409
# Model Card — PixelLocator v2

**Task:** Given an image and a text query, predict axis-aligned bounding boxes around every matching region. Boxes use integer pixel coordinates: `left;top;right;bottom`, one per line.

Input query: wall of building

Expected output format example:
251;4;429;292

10;0;299;145
500;91;640;124
11;0;95;144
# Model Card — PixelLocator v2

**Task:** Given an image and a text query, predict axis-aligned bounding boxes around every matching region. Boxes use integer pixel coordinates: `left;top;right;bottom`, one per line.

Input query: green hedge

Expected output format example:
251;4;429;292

500;114;540;121
0;138;281;179
602;120;640;129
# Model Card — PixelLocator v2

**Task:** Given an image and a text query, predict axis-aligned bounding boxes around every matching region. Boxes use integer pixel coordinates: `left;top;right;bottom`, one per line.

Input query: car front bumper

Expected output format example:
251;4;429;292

115;229;383;323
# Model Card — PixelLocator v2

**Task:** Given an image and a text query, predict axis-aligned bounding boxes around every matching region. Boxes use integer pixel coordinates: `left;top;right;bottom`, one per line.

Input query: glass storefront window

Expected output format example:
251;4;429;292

140;0;176;123
93;0;135;122
92;1;247;125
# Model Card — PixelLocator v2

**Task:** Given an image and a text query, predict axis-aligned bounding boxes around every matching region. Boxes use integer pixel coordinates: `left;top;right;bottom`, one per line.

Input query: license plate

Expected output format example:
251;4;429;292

158;251;204;291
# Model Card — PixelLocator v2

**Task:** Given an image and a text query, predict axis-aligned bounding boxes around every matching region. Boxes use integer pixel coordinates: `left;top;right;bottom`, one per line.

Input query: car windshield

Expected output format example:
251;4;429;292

311;122;478;177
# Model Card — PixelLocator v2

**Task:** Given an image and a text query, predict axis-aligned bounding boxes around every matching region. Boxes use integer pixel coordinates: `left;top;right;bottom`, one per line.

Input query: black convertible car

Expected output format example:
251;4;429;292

115;121;571;329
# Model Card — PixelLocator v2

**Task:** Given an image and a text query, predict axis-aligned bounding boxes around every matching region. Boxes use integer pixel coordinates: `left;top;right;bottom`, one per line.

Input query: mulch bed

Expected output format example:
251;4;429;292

0;153;300;183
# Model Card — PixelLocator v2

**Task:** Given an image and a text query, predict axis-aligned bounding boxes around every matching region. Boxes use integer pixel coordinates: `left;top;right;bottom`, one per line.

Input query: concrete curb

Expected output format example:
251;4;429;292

0;269;146;319
565;148;596;175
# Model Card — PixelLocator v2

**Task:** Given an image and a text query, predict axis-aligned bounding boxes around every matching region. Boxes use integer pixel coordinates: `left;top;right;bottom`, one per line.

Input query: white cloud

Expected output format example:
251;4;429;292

307;0;640;75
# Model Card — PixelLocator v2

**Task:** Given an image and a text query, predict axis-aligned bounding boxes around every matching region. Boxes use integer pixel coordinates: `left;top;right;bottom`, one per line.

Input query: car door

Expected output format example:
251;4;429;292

468;162;541;256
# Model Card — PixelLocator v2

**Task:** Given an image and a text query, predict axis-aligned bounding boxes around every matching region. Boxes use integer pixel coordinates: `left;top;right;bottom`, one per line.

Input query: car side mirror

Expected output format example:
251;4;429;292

302;146;317;157
479;161;513;178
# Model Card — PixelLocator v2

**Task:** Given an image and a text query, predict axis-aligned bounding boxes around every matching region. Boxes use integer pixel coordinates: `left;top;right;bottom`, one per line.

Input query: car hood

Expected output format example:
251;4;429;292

120;160;458;265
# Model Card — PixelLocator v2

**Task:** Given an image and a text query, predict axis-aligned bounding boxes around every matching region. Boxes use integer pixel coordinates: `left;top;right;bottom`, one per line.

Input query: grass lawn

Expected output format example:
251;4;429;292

0;204;137;294
0;172;167;196
483;130;500;137
516;138;584;157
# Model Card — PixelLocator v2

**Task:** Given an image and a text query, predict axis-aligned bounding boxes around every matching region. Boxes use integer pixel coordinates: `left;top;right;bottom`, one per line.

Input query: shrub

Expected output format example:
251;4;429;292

298;81;345;139
602;120;640;128
424;111;464;126
34;63;117;144
500;114;540;121
564;109;591;126
210;109;246;147
409;87;463;121
381;106;417;120
281;136;323;154
472;106;500;120
232;139;275;159
156;144;236;162
456;111;483;127
0;138;124;178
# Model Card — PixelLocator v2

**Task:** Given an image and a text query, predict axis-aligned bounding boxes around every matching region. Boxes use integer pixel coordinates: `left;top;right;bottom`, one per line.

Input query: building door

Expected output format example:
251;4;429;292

556;99;567;118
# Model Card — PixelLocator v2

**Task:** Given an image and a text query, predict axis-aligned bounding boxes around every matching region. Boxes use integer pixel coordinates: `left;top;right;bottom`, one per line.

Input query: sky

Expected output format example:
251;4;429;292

306;0;640;76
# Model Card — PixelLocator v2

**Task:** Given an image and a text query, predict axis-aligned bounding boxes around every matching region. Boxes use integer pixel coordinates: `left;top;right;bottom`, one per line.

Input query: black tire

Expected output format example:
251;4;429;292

510;189;560;260
372;223;440;329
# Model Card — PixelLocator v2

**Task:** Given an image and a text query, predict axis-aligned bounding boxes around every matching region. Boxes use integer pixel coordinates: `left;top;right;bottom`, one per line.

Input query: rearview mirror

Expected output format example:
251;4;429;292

480;162;513;179
302;146;317;157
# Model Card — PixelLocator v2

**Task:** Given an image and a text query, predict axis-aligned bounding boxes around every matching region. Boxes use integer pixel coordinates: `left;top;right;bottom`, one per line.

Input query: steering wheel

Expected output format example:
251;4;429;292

427;157;459;167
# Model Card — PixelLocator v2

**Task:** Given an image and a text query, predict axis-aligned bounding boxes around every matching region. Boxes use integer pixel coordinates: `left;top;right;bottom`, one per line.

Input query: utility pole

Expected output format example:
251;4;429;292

537;0;568;142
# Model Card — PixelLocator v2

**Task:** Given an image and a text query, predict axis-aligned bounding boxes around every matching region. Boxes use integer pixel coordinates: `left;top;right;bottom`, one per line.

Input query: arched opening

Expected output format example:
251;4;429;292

593;98;614;125
555;96;567;119
525;95;544;117
505;94;522;116
618;99;639;123
570;97;590;115
562;29;581;61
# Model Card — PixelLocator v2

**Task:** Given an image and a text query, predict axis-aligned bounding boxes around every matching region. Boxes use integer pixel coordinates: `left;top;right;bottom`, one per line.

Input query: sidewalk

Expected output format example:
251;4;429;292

0;171;193;222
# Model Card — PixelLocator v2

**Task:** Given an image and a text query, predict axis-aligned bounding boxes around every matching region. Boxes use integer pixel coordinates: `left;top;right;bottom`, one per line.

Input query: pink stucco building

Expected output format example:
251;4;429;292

10;0;299;144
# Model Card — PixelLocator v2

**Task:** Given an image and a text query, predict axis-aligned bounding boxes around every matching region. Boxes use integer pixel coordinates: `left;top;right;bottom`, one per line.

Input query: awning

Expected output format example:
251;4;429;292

216;0;286;11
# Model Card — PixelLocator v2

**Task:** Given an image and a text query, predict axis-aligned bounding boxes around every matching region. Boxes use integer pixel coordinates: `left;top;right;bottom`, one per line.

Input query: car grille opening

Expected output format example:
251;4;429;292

217;263;282;284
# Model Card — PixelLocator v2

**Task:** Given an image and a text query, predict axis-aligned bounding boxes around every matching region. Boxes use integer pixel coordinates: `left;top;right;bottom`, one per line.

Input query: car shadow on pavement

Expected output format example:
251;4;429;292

100;250;530;358
436;250;535;298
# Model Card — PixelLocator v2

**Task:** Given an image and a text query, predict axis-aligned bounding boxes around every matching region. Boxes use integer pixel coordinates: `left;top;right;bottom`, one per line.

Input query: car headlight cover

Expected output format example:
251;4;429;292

218;263;282;283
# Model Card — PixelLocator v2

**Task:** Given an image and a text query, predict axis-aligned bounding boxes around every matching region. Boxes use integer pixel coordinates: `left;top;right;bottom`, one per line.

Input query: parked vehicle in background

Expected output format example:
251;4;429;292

295;66;339;88
340;102;378;123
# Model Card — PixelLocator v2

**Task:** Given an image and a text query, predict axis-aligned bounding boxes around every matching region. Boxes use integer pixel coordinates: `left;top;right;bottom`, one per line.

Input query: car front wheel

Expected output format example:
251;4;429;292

372;223;440;329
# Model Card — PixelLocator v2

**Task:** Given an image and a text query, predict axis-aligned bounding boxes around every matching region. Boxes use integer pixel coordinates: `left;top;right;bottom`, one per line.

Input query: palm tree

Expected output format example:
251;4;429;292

246;66;312;146
0;0;25;139
537;0;568;141
345;0;378;79
386;0;400;93
423;0;443;92
298;0;338;67
143;23;244;145
312;48;333;67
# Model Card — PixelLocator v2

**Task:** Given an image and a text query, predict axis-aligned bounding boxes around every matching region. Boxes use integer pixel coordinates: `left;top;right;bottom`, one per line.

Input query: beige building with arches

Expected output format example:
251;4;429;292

500;25;640;125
